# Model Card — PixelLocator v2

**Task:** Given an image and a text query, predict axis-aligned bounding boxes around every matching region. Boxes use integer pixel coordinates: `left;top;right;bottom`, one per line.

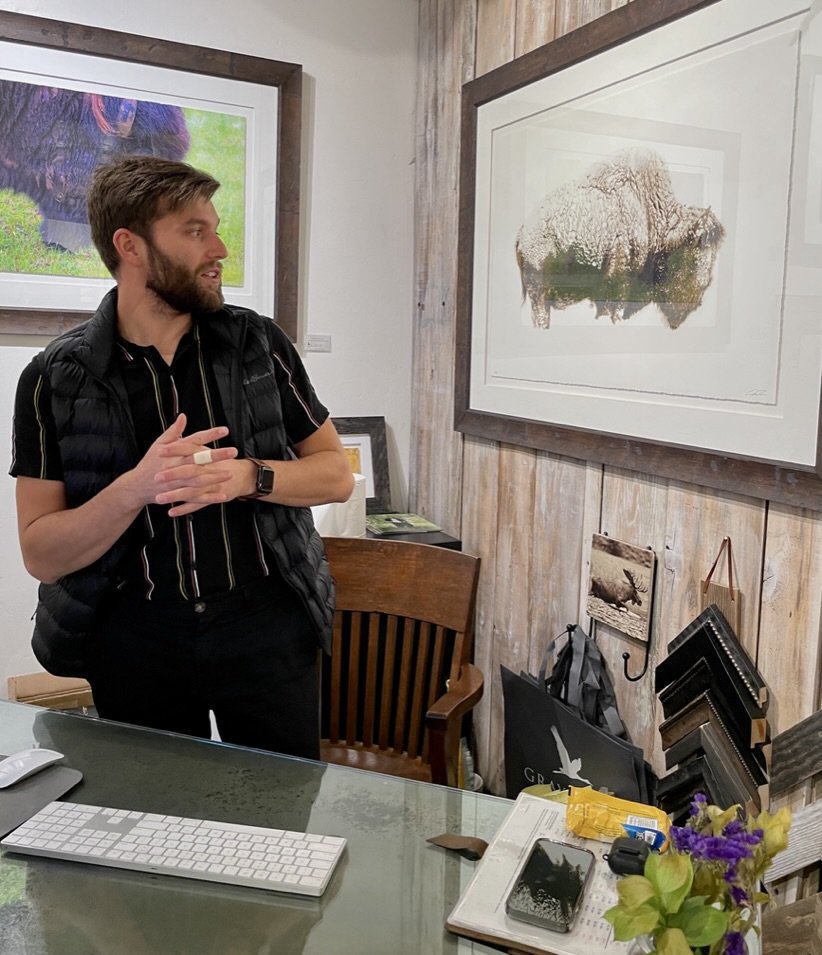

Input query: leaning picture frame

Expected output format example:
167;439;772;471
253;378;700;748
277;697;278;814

455;0;822;509
332;416;391;513
0;11;301;341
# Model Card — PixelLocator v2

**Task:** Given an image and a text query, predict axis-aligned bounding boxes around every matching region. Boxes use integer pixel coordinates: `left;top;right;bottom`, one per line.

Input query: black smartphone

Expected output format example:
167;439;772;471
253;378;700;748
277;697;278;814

505;838;596;933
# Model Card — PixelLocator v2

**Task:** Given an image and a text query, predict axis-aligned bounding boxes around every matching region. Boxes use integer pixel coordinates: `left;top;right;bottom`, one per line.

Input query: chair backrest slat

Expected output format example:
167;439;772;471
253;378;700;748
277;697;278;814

344;611;363;743
328;613;345;741
378;616;399;750
420;625;448;763
393;621;415;753
361;613;382;747
321;538;481;778
406;621;432;759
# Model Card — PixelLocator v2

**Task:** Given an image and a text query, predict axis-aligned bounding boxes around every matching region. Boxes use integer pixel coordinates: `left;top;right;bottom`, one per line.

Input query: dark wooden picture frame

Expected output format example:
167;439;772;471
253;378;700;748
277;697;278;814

332;416;391;513
0;11;301;341
455;0;822;510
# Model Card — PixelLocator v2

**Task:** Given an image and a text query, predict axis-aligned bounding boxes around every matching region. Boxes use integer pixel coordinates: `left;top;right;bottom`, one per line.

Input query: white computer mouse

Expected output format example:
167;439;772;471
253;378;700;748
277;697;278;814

0;748;64;789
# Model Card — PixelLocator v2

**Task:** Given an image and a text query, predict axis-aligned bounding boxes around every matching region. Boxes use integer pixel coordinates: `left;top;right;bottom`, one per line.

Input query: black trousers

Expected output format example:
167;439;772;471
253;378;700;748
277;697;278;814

88;576;321;760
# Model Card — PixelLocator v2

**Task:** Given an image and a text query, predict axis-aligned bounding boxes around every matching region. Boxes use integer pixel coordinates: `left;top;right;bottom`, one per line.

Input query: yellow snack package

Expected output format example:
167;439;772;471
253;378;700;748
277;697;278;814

565;786;670;850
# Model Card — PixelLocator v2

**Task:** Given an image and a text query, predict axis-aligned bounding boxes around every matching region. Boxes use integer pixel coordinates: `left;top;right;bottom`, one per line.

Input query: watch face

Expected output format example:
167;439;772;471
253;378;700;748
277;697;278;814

256;465;275;495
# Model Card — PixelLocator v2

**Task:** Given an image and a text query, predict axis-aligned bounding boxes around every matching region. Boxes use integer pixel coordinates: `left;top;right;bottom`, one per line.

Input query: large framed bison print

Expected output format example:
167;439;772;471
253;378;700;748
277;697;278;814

0;12;301;341
455;0;822;509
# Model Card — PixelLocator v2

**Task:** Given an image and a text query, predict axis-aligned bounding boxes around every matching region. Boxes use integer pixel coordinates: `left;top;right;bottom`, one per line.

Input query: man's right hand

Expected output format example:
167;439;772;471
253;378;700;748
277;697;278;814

121;413;238;513
15;413;238;583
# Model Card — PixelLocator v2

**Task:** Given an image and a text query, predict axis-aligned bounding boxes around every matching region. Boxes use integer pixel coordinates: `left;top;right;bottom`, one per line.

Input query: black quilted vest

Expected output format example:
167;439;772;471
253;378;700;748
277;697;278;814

31;289;334;676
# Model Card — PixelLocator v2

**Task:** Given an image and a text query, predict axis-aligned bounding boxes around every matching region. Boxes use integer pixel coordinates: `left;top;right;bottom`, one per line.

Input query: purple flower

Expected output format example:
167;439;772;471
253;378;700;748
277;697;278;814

729;885;749;905
724;930;746;955
670;825;699;853
673;831;753;866
746;828;764;846
689;793;708;816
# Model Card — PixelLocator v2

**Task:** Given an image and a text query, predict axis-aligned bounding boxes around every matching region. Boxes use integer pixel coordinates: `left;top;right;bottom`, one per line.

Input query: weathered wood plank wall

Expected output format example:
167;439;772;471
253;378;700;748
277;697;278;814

412;0;822;804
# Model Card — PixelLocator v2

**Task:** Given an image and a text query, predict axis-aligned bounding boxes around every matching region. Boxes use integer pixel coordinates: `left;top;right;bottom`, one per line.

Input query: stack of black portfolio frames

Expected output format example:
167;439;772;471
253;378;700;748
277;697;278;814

653;605;769;822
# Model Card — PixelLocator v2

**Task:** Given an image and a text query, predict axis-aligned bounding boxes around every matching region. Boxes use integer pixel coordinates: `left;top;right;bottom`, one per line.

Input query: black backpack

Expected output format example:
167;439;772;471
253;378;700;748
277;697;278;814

540;623;626;739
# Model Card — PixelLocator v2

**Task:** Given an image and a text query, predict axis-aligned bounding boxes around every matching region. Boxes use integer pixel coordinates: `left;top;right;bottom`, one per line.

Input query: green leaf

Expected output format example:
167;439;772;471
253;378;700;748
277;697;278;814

615;875;657;910
604;904;662;940
645;852;694;915
655;927;695;955
668;900;728;947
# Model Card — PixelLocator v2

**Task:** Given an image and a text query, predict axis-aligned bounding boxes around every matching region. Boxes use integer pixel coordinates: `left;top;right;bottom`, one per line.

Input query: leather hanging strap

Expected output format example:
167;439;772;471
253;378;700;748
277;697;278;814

702;536;735;601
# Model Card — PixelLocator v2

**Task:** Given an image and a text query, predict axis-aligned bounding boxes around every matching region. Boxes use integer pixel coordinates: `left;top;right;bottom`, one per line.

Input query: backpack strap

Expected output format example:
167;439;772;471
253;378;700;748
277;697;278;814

584;637;626;738
566;625;588;712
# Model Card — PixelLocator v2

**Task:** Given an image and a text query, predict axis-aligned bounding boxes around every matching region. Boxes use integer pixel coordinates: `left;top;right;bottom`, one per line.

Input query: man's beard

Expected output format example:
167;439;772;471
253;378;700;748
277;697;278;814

145;241;224;315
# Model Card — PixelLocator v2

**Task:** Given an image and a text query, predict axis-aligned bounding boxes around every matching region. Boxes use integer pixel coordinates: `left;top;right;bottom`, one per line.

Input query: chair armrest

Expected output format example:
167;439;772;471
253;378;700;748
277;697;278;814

425;664;483;787
425;663;484;725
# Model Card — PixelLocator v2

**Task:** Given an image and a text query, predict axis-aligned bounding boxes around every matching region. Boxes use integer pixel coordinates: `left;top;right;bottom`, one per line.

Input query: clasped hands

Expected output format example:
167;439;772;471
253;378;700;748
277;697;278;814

146;413;251;518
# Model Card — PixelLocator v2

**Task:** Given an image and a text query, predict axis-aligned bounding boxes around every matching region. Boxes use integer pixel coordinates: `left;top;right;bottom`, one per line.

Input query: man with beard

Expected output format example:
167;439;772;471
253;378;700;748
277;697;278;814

9;156;354;758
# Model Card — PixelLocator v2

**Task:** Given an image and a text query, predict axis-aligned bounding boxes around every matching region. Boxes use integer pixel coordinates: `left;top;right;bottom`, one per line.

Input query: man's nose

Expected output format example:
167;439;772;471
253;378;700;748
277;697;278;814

209;234;229;260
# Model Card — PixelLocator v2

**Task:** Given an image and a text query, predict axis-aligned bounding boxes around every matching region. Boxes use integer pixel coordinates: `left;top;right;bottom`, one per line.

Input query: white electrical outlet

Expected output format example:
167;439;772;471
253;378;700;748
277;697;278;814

305;334;332;353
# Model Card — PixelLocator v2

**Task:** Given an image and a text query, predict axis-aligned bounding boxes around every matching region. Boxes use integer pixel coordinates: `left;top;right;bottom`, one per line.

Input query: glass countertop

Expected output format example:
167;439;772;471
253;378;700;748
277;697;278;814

0;700;511;954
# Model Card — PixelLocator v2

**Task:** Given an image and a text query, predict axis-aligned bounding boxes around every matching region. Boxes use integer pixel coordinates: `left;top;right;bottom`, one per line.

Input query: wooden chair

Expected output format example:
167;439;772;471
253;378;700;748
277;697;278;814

320;536;482;787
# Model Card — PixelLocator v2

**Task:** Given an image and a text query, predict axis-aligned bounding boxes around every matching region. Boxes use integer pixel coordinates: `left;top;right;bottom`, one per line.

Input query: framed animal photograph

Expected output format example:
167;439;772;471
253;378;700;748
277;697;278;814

587;533;656;644
0;11;301;340
455;0;822;509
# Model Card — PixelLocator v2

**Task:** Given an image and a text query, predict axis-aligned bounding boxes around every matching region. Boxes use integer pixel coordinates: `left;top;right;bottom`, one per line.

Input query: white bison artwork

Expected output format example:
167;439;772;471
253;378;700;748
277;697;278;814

514;149;725;330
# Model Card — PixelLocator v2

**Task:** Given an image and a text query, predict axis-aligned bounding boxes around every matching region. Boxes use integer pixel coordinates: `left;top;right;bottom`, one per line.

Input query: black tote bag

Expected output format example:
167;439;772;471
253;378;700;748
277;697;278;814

501;665;646;801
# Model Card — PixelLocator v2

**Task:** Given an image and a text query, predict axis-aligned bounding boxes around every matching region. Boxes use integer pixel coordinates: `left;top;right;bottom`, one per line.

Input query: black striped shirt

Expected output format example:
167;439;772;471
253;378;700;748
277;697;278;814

10;319;327;601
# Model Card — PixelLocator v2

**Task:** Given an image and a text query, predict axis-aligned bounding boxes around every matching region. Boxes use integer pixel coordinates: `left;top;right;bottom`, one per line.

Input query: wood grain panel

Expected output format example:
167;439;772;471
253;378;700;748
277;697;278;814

461;436;501;788
593;468;670;765
659;484;765;651
769;710;822;797
761;894;822;955
476;0;517;73
411;0;476;528
516;0;558;52
758;505;822;736
526;455;597;678
464;0;520;796
556;0;617;34
485;444;537;794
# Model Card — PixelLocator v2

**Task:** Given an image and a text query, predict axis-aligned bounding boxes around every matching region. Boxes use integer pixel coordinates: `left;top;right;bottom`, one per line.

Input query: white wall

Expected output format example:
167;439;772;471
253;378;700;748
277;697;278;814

0;0;417;691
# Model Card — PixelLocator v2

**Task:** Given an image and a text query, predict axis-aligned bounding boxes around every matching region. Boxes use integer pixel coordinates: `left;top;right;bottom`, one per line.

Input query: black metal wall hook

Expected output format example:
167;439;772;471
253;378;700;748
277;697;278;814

622;642;651;682
618;540;656;681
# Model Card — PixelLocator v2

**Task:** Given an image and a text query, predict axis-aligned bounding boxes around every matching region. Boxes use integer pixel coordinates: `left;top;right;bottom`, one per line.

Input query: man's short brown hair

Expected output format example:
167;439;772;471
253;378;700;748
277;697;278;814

87;156;220;275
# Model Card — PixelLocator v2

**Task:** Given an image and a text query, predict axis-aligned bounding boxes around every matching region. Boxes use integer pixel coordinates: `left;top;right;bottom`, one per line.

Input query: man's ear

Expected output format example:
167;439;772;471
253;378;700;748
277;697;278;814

112;228;144;268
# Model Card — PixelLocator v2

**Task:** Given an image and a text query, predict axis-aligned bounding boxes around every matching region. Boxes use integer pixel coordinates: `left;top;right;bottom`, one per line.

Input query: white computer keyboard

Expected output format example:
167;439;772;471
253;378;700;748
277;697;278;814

1;801;346;897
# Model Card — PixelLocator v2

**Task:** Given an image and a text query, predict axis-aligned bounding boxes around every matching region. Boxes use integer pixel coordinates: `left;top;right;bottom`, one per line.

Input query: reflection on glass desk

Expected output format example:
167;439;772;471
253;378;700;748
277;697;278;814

0;700;510;955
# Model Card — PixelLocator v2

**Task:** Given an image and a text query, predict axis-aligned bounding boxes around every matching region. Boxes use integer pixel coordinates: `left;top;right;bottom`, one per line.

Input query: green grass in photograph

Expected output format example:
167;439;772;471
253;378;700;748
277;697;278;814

0;105;248;289
0;190;107;278
184;108;247;288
